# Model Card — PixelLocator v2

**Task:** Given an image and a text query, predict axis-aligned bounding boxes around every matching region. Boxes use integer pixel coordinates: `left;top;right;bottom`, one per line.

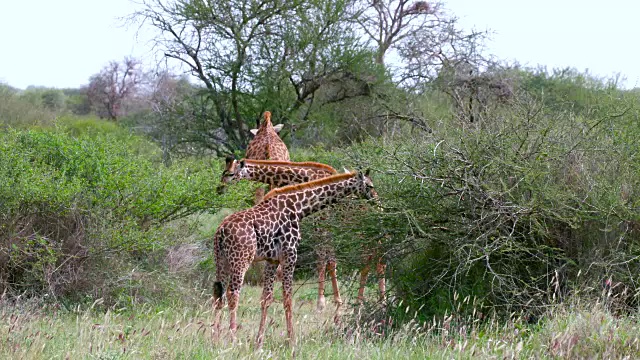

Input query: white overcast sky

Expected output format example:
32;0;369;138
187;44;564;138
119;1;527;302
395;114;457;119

0;0;638;89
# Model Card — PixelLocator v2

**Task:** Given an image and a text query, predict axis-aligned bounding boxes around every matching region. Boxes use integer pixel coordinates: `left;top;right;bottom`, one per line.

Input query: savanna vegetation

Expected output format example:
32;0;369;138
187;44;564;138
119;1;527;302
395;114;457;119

2;0;640;358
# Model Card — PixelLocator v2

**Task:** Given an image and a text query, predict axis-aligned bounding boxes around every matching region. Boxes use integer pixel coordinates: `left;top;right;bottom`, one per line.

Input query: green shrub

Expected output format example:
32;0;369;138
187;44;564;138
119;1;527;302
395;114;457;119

0;84;56;128
303;77;640;323
0;127;251;301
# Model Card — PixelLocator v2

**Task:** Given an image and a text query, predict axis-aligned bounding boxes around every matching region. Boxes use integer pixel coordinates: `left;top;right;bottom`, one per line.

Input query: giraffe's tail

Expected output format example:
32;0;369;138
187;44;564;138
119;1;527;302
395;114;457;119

212;229;226;303
213;281;224;300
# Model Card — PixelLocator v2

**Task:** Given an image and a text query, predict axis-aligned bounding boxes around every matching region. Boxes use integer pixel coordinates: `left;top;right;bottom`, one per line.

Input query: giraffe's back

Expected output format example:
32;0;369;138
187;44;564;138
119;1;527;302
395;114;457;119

246;137;290;161
214;201;291;264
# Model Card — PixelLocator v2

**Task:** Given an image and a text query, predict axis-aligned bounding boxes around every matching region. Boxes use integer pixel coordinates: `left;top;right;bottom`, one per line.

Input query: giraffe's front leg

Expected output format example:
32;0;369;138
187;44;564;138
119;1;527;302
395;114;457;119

316;254;327;311
375;239;388;303
358;256;373;304
327;259;342;324
281;250;298;347
256;262;278;349
376;258;387;302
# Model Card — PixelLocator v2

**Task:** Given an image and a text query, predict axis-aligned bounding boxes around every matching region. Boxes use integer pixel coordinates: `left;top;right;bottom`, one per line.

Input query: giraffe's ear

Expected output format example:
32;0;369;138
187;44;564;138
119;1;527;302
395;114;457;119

250;129;259;136
239;159;246;168
273;124;284;133
357;169;371;180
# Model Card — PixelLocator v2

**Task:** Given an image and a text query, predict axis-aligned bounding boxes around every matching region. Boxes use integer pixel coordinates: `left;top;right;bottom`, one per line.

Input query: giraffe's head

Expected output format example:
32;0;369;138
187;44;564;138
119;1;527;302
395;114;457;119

354;169;379;201
217;155;238;193
221;155;238;182
233;159;255;180
225;159;254;183
220;157;259;184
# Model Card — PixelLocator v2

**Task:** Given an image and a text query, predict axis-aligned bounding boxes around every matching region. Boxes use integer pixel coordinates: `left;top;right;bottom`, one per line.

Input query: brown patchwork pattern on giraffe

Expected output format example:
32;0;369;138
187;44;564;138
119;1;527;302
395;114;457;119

221;159;337;187
219;158;345;312
212;171;378;348
216;111;291;284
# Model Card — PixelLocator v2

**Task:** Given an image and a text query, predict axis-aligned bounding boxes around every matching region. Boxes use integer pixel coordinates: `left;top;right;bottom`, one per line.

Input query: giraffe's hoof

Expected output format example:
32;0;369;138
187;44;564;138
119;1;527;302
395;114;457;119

256;335;265;350
317;297;326;312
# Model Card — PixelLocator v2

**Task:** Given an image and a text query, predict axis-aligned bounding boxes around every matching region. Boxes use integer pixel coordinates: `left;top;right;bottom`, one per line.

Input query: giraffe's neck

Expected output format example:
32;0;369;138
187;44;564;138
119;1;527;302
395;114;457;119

269;175;361;219
238;162;335;187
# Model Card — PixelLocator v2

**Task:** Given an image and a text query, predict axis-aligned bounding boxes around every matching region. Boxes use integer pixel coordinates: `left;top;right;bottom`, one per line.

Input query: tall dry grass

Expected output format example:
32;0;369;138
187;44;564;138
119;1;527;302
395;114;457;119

2;281;639;359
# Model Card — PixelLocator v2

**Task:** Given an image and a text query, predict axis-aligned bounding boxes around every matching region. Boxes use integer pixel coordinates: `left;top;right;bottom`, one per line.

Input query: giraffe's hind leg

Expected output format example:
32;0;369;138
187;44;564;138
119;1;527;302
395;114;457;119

227;264;250;342
212;255;228;340
212;280;226;340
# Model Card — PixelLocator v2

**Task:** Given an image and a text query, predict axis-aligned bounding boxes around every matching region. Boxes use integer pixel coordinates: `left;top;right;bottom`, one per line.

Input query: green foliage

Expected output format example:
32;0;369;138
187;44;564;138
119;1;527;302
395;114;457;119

20;87;69;114
0;125;249;299
135;0;386;155
0;84;57;128
520;67;621;114
40;89;66;112
57;115;126;137
64;91;92;115
4;40;640;352
0;84;97;129
293;69;640;322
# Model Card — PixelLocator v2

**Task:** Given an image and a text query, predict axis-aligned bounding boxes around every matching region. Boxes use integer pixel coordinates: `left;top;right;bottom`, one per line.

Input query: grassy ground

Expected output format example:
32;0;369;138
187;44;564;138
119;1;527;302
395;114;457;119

2;281;640;359
0;281;429;359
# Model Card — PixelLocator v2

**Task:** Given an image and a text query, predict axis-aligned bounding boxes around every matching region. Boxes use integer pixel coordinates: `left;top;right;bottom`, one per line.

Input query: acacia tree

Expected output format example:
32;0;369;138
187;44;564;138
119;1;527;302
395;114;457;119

133;0;380;154
347;0;503;130
132;0;496;152
348;1;486;86
351;0;437;66
87;57;142;121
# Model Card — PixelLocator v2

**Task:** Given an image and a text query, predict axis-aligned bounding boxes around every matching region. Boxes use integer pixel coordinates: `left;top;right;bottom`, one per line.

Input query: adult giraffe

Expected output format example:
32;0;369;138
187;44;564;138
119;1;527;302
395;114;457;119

220;159;344;313
219;111;343;309
219;111;290;285
243;111;289;203
218;113;386;305
221;159;388;309
212;170;378;348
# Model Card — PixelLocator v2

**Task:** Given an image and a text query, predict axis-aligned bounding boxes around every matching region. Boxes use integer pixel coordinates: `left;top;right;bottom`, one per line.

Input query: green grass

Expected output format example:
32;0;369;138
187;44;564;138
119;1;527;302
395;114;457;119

0;281;431;359
2;280;640;359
